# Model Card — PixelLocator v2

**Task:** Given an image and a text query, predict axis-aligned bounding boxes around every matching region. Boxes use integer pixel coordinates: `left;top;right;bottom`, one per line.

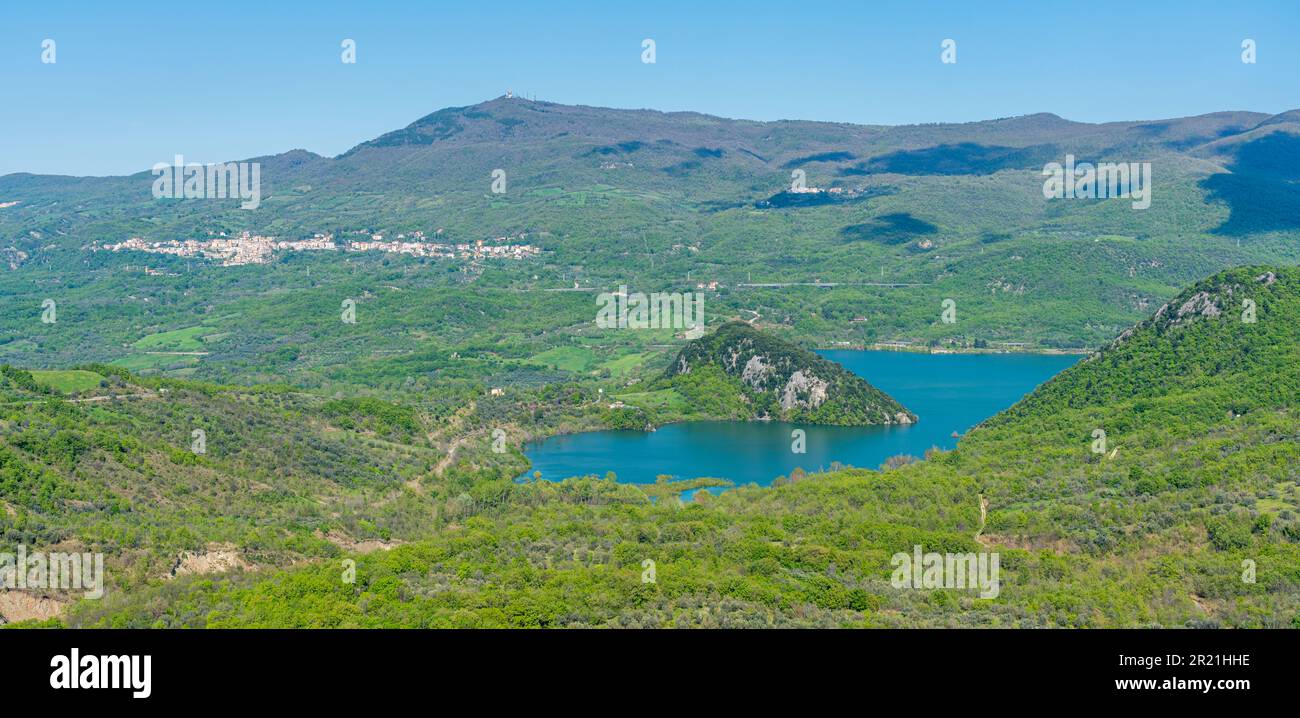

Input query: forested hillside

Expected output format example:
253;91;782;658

7;267;1290;628
659;321;915;425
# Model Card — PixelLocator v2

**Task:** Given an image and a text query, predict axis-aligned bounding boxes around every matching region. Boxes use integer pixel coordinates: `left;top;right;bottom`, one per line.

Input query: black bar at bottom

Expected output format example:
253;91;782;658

0;628;1287;707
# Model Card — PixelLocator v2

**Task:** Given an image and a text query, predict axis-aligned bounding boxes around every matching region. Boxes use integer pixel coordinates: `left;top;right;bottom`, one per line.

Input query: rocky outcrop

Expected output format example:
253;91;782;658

780;370;830;411
667;322;915;426
166;544;252;579
0;592;65;624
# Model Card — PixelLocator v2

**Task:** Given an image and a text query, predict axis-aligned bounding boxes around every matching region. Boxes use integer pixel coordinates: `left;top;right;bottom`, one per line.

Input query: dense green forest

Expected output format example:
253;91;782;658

1;266;1294;628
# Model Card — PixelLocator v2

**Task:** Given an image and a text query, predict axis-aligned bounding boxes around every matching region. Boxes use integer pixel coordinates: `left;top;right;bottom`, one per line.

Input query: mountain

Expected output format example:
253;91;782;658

2;98;1300;393
663;321;915;425
4;98;1294;229
4;97;1298;254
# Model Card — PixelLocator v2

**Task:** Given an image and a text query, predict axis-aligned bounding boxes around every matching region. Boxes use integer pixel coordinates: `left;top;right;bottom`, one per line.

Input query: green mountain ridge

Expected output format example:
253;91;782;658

3;97;1299;389
989;265;1298;426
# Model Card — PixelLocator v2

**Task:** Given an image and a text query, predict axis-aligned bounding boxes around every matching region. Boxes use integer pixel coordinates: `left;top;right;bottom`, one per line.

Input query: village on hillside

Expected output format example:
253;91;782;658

95;230;542;267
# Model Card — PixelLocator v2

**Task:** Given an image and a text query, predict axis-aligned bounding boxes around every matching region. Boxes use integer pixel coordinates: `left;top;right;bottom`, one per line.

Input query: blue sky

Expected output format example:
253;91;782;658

1;0;1297;176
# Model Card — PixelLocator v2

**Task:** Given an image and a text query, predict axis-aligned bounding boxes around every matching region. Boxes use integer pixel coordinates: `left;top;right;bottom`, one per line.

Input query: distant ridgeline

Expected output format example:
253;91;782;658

664;321;915;426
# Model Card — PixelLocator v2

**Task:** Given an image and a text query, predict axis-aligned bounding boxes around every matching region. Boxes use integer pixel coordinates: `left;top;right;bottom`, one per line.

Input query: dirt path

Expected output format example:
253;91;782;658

419;400;478;482
432;434;471;477
2;391;158;407
68;392;157;403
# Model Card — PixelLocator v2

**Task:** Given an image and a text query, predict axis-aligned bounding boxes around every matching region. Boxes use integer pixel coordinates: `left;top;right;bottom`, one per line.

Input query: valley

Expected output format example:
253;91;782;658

0;98;1297;630
0;266;1294;628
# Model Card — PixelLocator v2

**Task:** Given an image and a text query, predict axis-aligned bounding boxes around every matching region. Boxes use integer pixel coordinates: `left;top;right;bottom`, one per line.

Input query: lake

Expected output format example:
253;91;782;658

520;351;1081;488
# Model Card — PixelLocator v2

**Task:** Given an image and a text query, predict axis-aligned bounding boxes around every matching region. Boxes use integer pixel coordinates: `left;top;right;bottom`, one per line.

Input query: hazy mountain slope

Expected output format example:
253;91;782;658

2;98;1299;387
1;98;1294;242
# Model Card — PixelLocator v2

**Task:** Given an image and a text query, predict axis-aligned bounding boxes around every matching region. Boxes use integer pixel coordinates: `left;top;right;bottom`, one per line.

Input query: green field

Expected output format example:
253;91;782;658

29;369;104;393
525;346;596;372
598;351;653;377
132;326;217;352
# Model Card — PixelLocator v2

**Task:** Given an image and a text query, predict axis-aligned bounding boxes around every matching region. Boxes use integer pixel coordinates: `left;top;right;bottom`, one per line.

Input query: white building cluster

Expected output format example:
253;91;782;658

97;231;540;266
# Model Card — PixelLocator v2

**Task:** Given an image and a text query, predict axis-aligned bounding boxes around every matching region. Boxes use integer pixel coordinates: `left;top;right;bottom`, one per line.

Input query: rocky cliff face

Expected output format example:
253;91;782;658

668;322;915;426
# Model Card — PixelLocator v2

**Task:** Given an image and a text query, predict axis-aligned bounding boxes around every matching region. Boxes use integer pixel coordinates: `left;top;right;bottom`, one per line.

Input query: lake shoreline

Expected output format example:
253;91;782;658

819;343;1093;356
522;351;1082;487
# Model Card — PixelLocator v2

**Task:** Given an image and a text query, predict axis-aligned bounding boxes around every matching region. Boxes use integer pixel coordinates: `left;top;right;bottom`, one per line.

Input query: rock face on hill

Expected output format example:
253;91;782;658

666;321;915;426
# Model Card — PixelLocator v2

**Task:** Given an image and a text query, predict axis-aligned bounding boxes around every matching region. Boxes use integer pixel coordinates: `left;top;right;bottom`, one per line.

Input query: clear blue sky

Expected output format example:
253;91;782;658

2;0;1297;176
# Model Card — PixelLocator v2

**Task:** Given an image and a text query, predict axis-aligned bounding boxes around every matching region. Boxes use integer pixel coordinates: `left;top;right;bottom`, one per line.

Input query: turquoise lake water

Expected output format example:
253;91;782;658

520;350;1080;488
